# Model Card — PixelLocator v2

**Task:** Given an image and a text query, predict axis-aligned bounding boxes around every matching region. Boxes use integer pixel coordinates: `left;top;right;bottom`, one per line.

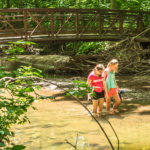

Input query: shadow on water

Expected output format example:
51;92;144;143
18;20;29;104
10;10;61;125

51;88;150;116
118;89;150;114
139;110;150;115
48;75;150;111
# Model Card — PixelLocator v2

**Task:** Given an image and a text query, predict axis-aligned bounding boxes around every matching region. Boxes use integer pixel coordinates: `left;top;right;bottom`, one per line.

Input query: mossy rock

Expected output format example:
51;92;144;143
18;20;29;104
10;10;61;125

16;55;71;73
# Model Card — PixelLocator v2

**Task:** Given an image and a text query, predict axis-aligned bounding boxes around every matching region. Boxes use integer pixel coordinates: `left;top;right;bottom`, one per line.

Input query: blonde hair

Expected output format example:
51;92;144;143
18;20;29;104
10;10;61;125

107;59;118;68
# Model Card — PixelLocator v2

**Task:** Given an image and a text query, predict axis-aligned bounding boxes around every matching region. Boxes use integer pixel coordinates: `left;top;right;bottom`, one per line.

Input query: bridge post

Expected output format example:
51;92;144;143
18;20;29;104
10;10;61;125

119;12;123;34
24;10;28;40
75;11;79;38
137;12;144;32
99;12;103;35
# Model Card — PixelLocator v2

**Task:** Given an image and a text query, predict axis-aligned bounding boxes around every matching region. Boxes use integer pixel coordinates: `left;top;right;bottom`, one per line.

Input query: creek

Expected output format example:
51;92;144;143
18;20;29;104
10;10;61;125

11;74;150;150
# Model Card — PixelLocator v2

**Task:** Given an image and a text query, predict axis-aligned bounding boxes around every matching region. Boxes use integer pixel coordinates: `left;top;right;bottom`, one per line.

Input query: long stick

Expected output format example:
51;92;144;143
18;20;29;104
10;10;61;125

102;116;120;150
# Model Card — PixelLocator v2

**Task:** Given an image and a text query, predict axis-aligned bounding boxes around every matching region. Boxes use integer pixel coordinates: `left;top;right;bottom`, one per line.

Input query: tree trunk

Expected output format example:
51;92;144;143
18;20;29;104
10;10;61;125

110;0;115;9
35;0;39;7
6;0;10;8
98;0;100;8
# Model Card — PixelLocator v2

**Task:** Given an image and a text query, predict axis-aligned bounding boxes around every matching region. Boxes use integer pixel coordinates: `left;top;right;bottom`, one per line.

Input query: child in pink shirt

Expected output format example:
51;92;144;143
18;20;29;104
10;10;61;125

87;64;108;116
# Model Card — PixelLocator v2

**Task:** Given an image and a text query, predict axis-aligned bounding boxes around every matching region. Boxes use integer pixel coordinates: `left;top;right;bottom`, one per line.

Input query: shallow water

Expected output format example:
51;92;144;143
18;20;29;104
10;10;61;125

11;75;150;150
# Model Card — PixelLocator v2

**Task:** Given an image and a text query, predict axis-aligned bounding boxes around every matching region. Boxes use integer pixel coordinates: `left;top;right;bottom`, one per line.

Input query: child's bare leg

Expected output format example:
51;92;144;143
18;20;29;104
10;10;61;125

92;100;98;113
106;97;111;112
112;94;121;111
98;98;104;113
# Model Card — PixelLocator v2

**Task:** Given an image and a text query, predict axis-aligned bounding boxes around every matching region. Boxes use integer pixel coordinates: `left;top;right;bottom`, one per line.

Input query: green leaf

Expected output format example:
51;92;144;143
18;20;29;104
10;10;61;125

11;145;26;150
16;47;24;53
24;87;34;92
0;142;6;147
0;130;5;135
40;96;56;100
9;40;35;46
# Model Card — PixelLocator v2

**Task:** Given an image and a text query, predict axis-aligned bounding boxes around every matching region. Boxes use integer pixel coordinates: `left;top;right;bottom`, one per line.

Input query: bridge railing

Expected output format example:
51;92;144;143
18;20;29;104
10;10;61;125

0;8;149;42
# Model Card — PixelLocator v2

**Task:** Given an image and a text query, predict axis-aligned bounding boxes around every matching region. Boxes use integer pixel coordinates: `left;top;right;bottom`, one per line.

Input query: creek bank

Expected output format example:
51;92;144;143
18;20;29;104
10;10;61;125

1;48;150;76
1;55;102;75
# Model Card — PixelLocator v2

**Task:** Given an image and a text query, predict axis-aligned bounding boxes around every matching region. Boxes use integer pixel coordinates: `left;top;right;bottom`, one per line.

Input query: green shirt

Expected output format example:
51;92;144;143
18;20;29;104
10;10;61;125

105;68;116;92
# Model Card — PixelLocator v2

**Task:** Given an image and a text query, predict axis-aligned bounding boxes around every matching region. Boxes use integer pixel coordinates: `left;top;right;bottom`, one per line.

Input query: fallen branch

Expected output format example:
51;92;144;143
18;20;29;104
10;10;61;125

65;139;76;149
104;27;150;53
131;27;150;41
65;133;79;150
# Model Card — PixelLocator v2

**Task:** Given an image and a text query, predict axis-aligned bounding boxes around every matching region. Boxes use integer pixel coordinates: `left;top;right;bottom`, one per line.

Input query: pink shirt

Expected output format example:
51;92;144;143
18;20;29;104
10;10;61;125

88;71;104;92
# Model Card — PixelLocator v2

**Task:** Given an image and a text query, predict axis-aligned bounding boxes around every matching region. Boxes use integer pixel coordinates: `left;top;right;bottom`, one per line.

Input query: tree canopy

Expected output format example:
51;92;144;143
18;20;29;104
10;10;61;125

0;0;149;11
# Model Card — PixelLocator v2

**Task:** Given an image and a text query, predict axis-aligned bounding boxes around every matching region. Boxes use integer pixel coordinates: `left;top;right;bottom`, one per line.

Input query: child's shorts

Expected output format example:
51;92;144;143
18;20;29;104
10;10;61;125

92;91;104;100
108;88;117;97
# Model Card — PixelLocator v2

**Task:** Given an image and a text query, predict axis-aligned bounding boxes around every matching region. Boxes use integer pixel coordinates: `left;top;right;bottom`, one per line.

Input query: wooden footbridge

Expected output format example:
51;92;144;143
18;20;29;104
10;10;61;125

0;8;150;43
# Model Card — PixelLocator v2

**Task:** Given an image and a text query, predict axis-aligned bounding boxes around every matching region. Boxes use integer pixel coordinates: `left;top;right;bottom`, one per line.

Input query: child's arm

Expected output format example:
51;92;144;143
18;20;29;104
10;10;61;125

102;70;107;79
103;79;108;99
115;81;120;92
87;78;91;87
87;79;92;101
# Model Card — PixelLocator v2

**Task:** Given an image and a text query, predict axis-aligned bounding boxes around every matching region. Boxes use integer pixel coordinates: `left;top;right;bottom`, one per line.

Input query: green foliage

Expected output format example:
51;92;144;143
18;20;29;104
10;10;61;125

116;0;150;11
77;42;107;55
0;66;42;149
0;41;44;149
4;40;35;61
66;41;107;55
1;0;149;11
14;66;43;78
6;145;26;150
40;96;56;100
0;66;12;79
66;80;93;98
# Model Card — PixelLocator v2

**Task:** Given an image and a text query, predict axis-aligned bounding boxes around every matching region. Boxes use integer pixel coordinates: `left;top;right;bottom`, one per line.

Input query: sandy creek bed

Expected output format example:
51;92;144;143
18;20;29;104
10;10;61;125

10;76;150;150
